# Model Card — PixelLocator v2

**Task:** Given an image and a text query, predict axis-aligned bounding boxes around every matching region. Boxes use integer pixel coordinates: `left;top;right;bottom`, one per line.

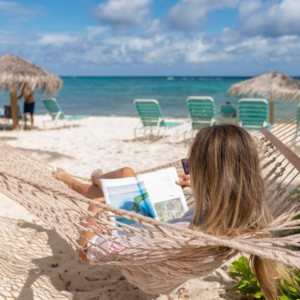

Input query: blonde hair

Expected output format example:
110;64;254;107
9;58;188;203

189;124;295;300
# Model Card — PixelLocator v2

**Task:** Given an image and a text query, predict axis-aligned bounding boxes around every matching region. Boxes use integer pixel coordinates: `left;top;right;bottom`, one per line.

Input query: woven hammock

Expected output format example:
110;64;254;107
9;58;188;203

1;110;300;295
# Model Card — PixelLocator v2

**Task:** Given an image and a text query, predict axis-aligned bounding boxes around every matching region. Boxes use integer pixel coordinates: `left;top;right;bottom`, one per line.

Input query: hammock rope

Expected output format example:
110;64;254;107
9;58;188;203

1;111;300;294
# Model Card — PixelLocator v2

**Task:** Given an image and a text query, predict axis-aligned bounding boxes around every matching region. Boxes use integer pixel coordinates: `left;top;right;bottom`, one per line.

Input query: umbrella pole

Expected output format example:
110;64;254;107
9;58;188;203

10;91;20;131
269;94;274;125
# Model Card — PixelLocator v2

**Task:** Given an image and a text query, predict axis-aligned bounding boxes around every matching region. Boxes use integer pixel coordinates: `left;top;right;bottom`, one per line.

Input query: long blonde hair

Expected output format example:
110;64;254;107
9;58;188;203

189;124;294;300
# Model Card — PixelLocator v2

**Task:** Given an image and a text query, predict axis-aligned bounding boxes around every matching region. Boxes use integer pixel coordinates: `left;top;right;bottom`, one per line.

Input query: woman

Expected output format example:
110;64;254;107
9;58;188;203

54;124;295;299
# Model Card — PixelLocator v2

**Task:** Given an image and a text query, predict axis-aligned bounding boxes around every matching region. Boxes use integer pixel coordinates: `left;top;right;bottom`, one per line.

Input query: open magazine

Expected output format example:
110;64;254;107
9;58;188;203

100;167;188;227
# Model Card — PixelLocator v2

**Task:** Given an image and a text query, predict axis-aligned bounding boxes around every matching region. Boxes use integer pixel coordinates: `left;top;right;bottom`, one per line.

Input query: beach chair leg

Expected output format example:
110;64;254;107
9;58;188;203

170;128;175;143
4;119;8;131
134;127;137;139
87;117;91;128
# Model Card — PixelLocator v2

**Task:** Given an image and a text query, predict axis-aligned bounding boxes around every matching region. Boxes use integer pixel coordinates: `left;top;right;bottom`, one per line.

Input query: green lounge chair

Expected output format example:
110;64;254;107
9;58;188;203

238;98;272;130
185;96;217;137
133;99;183;142
220;103;236;118
42;98;91;129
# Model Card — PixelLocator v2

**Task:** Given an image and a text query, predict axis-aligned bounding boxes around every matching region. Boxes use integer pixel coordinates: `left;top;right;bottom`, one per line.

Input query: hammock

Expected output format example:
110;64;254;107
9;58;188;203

1;110;300;295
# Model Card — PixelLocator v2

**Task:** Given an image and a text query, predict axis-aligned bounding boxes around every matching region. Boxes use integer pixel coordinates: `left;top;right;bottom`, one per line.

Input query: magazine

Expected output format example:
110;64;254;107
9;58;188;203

100;167;188;226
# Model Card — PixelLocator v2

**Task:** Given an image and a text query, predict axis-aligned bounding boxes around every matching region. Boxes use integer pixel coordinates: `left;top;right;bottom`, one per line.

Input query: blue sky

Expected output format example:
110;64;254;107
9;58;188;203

1;0;300;76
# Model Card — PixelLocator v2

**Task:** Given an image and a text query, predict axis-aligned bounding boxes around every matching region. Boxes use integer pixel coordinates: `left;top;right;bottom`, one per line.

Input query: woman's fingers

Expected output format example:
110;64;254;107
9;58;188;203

175;179;189;187
178;173;187;179
176;174;191;188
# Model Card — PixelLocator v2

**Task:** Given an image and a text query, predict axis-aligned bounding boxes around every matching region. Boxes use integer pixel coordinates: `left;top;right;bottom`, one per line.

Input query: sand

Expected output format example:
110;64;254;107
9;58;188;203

0;116;244;300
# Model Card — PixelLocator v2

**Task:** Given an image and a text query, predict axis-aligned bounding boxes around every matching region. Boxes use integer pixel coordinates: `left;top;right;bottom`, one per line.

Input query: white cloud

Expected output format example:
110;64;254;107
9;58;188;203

34;34;78;45
8;27;299;70
168;0;240;30
238;0;300;37
92;0;152;29
278;35;297;42
0;0;42;19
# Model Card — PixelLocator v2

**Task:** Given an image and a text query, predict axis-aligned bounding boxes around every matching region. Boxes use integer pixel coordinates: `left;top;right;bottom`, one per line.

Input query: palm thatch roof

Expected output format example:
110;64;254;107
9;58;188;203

0;54;62;94
228;72;300;102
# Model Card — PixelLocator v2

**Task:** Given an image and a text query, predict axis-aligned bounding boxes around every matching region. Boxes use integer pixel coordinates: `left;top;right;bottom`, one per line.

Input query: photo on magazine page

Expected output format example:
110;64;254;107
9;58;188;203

153;198;185;222
107;183;150;226
137;181;156;218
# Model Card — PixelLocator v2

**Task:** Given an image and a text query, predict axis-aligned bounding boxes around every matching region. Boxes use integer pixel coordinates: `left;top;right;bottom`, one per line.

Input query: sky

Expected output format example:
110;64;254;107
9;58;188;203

1;0;300;76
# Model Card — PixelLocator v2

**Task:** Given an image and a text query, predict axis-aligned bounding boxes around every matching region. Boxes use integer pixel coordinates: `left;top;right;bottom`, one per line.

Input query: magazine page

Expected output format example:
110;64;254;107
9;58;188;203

100;177;151;227
136;167;188;222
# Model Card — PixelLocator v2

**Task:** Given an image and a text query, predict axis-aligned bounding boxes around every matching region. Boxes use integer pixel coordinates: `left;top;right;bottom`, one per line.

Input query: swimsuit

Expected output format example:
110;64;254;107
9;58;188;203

24;102;35;114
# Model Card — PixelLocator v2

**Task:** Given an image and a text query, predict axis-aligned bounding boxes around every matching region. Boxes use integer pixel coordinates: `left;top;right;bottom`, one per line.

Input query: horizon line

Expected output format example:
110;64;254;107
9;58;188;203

57;75;300;78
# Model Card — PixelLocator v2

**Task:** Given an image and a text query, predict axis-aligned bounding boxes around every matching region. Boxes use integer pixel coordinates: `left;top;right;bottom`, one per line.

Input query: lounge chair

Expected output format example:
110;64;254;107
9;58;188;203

220;103;236;118
133;99;183;142
1;105;30;131
238;98;272;130
185;96;217;137
42;98;91;129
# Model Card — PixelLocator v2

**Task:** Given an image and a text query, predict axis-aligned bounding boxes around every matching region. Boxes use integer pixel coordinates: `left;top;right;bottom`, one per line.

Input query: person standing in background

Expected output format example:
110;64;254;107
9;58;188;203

18;84;35;129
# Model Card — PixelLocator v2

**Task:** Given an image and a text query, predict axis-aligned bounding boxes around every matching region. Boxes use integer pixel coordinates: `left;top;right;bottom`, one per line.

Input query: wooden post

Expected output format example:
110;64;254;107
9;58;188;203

269;93;274;125
10;90;20;131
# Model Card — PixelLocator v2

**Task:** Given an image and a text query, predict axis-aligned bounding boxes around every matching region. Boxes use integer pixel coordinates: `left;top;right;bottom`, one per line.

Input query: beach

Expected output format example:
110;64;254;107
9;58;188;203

0;116;244;300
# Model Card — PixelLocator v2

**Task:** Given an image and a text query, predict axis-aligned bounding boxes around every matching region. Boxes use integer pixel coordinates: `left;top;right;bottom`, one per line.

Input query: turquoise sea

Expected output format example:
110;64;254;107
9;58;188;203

0;77;299;121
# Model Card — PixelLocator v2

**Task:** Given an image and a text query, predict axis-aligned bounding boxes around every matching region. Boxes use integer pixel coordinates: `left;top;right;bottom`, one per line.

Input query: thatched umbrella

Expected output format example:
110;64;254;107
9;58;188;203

228;72;300;124
0;54;62;130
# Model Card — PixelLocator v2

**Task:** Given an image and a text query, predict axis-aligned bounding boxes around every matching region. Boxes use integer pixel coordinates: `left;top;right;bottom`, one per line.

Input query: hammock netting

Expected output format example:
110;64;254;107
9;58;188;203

1;109;300;295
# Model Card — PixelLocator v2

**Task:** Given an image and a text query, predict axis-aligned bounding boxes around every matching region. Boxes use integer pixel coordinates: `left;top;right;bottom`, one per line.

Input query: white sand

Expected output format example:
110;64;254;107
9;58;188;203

0;116;243;300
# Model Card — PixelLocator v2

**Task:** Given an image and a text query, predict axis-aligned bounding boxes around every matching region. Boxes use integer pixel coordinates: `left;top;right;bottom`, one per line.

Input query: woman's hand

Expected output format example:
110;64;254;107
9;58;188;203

176;173;191;189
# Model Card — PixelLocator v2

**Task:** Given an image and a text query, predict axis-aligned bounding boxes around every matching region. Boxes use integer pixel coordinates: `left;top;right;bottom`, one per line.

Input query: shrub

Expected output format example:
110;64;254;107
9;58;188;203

229;257;300;299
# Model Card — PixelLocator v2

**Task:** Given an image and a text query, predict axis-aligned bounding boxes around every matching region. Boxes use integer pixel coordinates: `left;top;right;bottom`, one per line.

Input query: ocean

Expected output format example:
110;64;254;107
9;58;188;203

0;76;299;121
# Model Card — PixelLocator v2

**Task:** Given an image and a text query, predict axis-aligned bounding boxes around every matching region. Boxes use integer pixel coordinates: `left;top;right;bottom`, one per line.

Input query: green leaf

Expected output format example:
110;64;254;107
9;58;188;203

237;280;248;289
250;280;260;289
253;291;264;298
229;265;237;271
288;286;298;293
279;295;291;300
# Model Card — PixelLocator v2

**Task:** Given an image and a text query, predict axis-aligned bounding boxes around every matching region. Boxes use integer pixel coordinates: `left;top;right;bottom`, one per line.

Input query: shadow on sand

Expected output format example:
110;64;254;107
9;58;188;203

17;147;75;164
0;217;158;300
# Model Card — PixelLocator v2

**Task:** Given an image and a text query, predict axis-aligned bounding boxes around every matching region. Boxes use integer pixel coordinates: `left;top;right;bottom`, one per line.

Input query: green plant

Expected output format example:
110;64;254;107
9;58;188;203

229;257;300;300
229;257;263;298
278;270;300;300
